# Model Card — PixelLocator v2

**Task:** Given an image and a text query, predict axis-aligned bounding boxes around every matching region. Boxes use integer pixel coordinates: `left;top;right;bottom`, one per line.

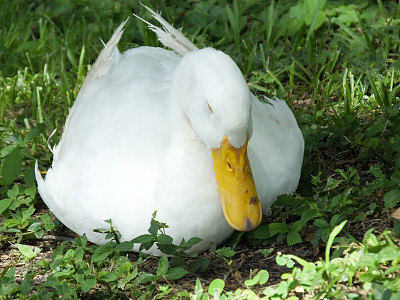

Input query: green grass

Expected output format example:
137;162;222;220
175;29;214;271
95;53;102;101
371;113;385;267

1;0;400;299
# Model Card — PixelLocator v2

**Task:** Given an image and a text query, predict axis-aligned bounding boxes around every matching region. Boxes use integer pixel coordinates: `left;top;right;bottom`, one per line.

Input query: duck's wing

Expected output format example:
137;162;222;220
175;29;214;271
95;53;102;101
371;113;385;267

35;20;180;243
249;97;304;212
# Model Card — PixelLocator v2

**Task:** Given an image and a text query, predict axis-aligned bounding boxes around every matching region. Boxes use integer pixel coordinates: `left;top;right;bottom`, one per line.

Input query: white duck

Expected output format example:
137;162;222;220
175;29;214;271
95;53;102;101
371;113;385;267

35;7;304;255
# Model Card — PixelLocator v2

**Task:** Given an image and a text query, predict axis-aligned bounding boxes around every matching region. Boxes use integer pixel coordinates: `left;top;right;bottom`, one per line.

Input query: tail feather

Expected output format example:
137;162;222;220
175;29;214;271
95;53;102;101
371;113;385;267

134;5;198;56
81;19;128;90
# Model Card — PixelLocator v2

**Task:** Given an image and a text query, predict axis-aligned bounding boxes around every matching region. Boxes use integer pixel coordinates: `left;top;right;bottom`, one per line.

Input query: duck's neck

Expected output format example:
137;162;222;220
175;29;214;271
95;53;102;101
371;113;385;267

155;102;217;202
153;103;227;244
154;55;218;208
170;104;201;144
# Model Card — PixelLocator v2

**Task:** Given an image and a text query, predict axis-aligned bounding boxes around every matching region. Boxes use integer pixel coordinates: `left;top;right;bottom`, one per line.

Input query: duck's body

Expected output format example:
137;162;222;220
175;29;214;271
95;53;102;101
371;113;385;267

36;10;304;254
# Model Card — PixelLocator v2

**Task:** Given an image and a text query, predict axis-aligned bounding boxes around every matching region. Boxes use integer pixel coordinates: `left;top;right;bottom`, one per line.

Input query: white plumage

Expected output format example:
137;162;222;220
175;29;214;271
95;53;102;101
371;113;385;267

36;7;304;255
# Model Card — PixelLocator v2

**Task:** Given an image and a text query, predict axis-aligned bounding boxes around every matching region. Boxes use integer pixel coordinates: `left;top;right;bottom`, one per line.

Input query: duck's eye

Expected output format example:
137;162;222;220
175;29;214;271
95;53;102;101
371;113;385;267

206;101;214;114
227;161;233;171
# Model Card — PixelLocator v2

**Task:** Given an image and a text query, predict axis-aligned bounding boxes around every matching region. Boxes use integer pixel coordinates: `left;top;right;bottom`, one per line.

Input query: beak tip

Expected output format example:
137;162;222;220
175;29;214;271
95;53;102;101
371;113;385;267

243;218;256;232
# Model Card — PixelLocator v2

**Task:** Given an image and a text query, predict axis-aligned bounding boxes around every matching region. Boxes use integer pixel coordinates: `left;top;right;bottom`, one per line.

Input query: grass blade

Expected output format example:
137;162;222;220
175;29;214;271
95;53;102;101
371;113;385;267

325;221;347;263
367;72;384;108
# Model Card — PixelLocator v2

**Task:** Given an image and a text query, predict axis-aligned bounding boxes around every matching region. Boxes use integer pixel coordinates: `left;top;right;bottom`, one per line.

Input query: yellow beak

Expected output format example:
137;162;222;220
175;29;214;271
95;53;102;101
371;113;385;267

212;135;262;231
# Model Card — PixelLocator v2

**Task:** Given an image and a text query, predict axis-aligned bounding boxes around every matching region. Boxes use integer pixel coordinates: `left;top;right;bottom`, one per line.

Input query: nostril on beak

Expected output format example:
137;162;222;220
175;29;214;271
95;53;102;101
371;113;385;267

243;218;255;231
249;196;259;205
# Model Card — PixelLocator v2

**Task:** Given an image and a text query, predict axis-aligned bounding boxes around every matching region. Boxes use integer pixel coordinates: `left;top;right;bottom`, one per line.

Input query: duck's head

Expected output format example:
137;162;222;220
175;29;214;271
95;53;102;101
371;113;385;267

171;48;262;231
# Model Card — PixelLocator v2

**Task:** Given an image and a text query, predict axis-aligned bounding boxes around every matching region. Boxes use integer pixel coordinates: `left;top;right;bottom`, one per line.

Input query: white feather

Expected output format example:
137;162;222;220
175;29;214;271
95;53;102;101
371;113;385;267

133;5;198;56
